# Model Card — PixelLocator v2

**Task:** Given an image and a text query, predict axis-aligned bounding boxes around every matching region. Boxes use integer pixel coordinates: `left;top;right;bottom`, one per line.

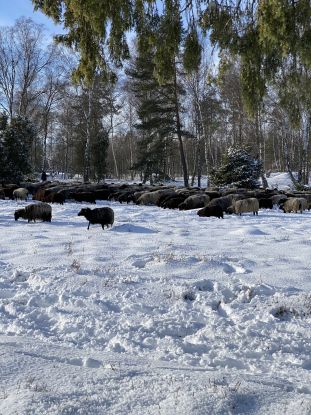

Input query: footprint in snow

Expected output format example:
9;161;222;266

132;259;148;268
11;270;30;282
83;357;102;368
0;289;16;299
111;224;157;233
222;263;247;274
194;279;214;292
130;254;153;269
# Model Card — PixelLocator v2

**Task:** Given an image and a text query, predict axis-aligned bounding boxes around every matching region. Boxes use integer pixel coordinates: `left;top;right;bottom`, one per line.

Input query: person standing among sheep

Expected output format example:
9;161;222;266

41;171;47;182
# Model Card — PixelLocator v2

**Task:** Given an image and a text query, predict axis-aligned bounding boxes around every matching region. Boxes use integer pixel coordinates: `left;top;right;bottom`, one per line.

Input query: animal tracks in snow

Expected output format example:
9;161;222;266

15;349;103;369
111;223;157;233
128;252;255;277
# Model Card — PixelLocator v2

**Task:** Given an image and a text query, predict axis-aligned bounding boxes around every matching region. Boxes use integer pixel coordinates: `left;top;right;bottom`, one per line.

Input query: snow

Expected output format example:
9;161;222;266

0;191;311;414
267;172;297;191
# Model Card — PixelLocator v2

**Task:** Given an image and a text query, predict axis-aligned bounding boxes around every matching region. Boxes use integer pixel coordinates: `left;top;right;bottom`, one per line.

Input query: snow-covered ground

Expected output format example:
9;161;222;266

0;184;310;414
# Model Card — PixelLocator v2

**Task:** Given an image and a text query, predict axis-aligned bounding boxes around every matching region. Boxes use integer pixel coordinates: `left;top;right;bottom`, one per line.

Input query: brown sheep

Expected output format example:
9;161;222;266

14;203;52;222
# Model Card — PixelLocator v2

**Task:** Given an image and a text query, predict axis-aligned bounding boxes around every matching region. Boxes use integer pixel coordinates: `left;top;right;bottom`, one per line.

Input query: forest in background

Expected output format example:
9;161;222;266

0;1;310;188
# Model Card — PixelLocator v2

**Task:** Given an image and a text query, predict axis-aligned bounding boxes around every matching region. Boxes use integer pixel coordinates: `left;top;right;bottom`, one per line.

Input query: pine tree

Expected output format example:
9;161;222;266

210;146;263;189
0;115;36;183
126;47;177;183
92;130;109;182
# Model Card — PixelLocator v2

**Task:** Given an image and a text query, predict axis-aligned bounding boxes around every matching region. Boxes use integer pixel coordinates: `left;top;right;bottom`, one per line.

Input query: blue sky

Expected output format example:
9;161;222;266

0;0;62;34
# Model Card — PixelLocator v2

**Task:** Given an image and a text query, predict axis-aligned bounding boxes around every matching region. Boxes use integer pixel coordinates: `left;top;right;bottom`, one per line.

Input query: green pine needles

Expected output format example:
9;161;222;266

0;115;36;183
210;146;263;189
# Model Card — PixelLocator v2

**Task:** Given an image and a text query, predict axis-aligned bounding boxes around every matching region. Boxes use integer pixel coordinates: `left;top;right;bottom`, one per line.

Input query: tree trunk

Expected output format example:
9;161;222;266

83;83;93;183
191;140;198;187
173;59;188;187
284;139;301;190
110;110;119;179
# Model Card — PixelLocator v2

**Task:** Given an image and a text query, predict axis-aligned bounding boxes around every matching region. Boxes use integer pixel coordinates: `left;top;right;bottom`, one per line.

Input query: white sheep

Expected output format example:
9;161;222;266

280;197;307;213
13;187;29;201
233;198;259;215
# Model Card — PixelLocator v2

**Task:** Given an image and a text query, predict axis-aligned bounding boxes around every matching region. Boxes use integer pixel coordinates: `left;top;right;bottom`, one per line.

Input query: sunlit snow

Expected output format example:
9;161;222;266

0;175;310;414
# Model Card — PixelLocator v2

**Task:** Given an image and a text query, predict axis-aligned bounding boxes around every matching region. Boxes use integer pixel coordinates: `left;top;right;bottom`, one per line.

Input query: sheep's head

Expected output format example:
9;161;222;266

197;208;205;216
78;208;90;217
14;209;23;221
225;206;235;215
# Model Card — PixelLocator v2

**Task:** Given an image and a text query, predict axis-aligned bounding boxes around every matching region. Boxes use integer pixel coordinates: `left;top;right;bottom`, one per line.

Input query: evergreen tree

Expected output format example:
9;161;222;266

33;0;311;115
92;129;109;182
210;146;263;189
126;46;177;183
0;115;35;183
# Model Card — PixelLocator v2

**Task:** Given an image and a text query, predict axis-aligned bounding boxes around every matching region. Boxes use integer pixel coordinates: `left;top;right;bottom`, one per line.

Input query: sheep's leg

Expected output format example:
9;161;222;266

87;222;90;230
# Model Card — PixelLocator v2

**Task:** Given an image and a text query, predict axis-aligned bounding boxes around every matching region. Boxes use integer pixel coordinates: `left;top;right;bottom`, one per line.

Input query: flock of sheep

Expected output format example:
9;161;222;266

1;180;310;230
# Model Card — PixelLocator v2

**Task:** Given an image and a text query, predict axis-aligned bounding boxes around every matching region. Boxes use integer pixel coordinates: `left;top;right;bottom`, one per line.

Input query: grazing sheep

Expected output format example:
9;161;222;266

174;187;191;194
2;184;19;199
233;198;259;215
78;207;114;230
280;197;307;213
197;205;224;219
289;193;311;209
157;191;179;207
207;194;243;212
258;198;273;209
161;195;187;209
225;205;235;215
137;189;173;206
72;192;96;204
14;203;52;222
131;191;146;203
271;194;288;206
178;194;210;210
45;192;65;204
117;190;139;204
32;188;46;202
13;187;29;201
204;191;221;200
93;189;112;201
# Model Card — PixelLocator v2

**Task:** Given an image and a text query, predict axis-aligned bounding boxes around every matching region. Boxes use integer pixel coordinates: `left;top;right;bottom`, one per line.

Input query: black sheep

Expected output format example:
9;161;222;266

161;196;187;209
197;205;223;219
258;198;273;209
72;192;96;204
78;207;114;230
45;192;65;204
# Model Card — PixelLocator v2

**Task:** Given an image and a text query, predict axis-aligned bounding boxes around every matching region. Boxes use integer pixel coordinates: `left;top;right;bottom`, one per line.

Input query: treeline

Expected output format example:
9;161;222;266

0;17;310;187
